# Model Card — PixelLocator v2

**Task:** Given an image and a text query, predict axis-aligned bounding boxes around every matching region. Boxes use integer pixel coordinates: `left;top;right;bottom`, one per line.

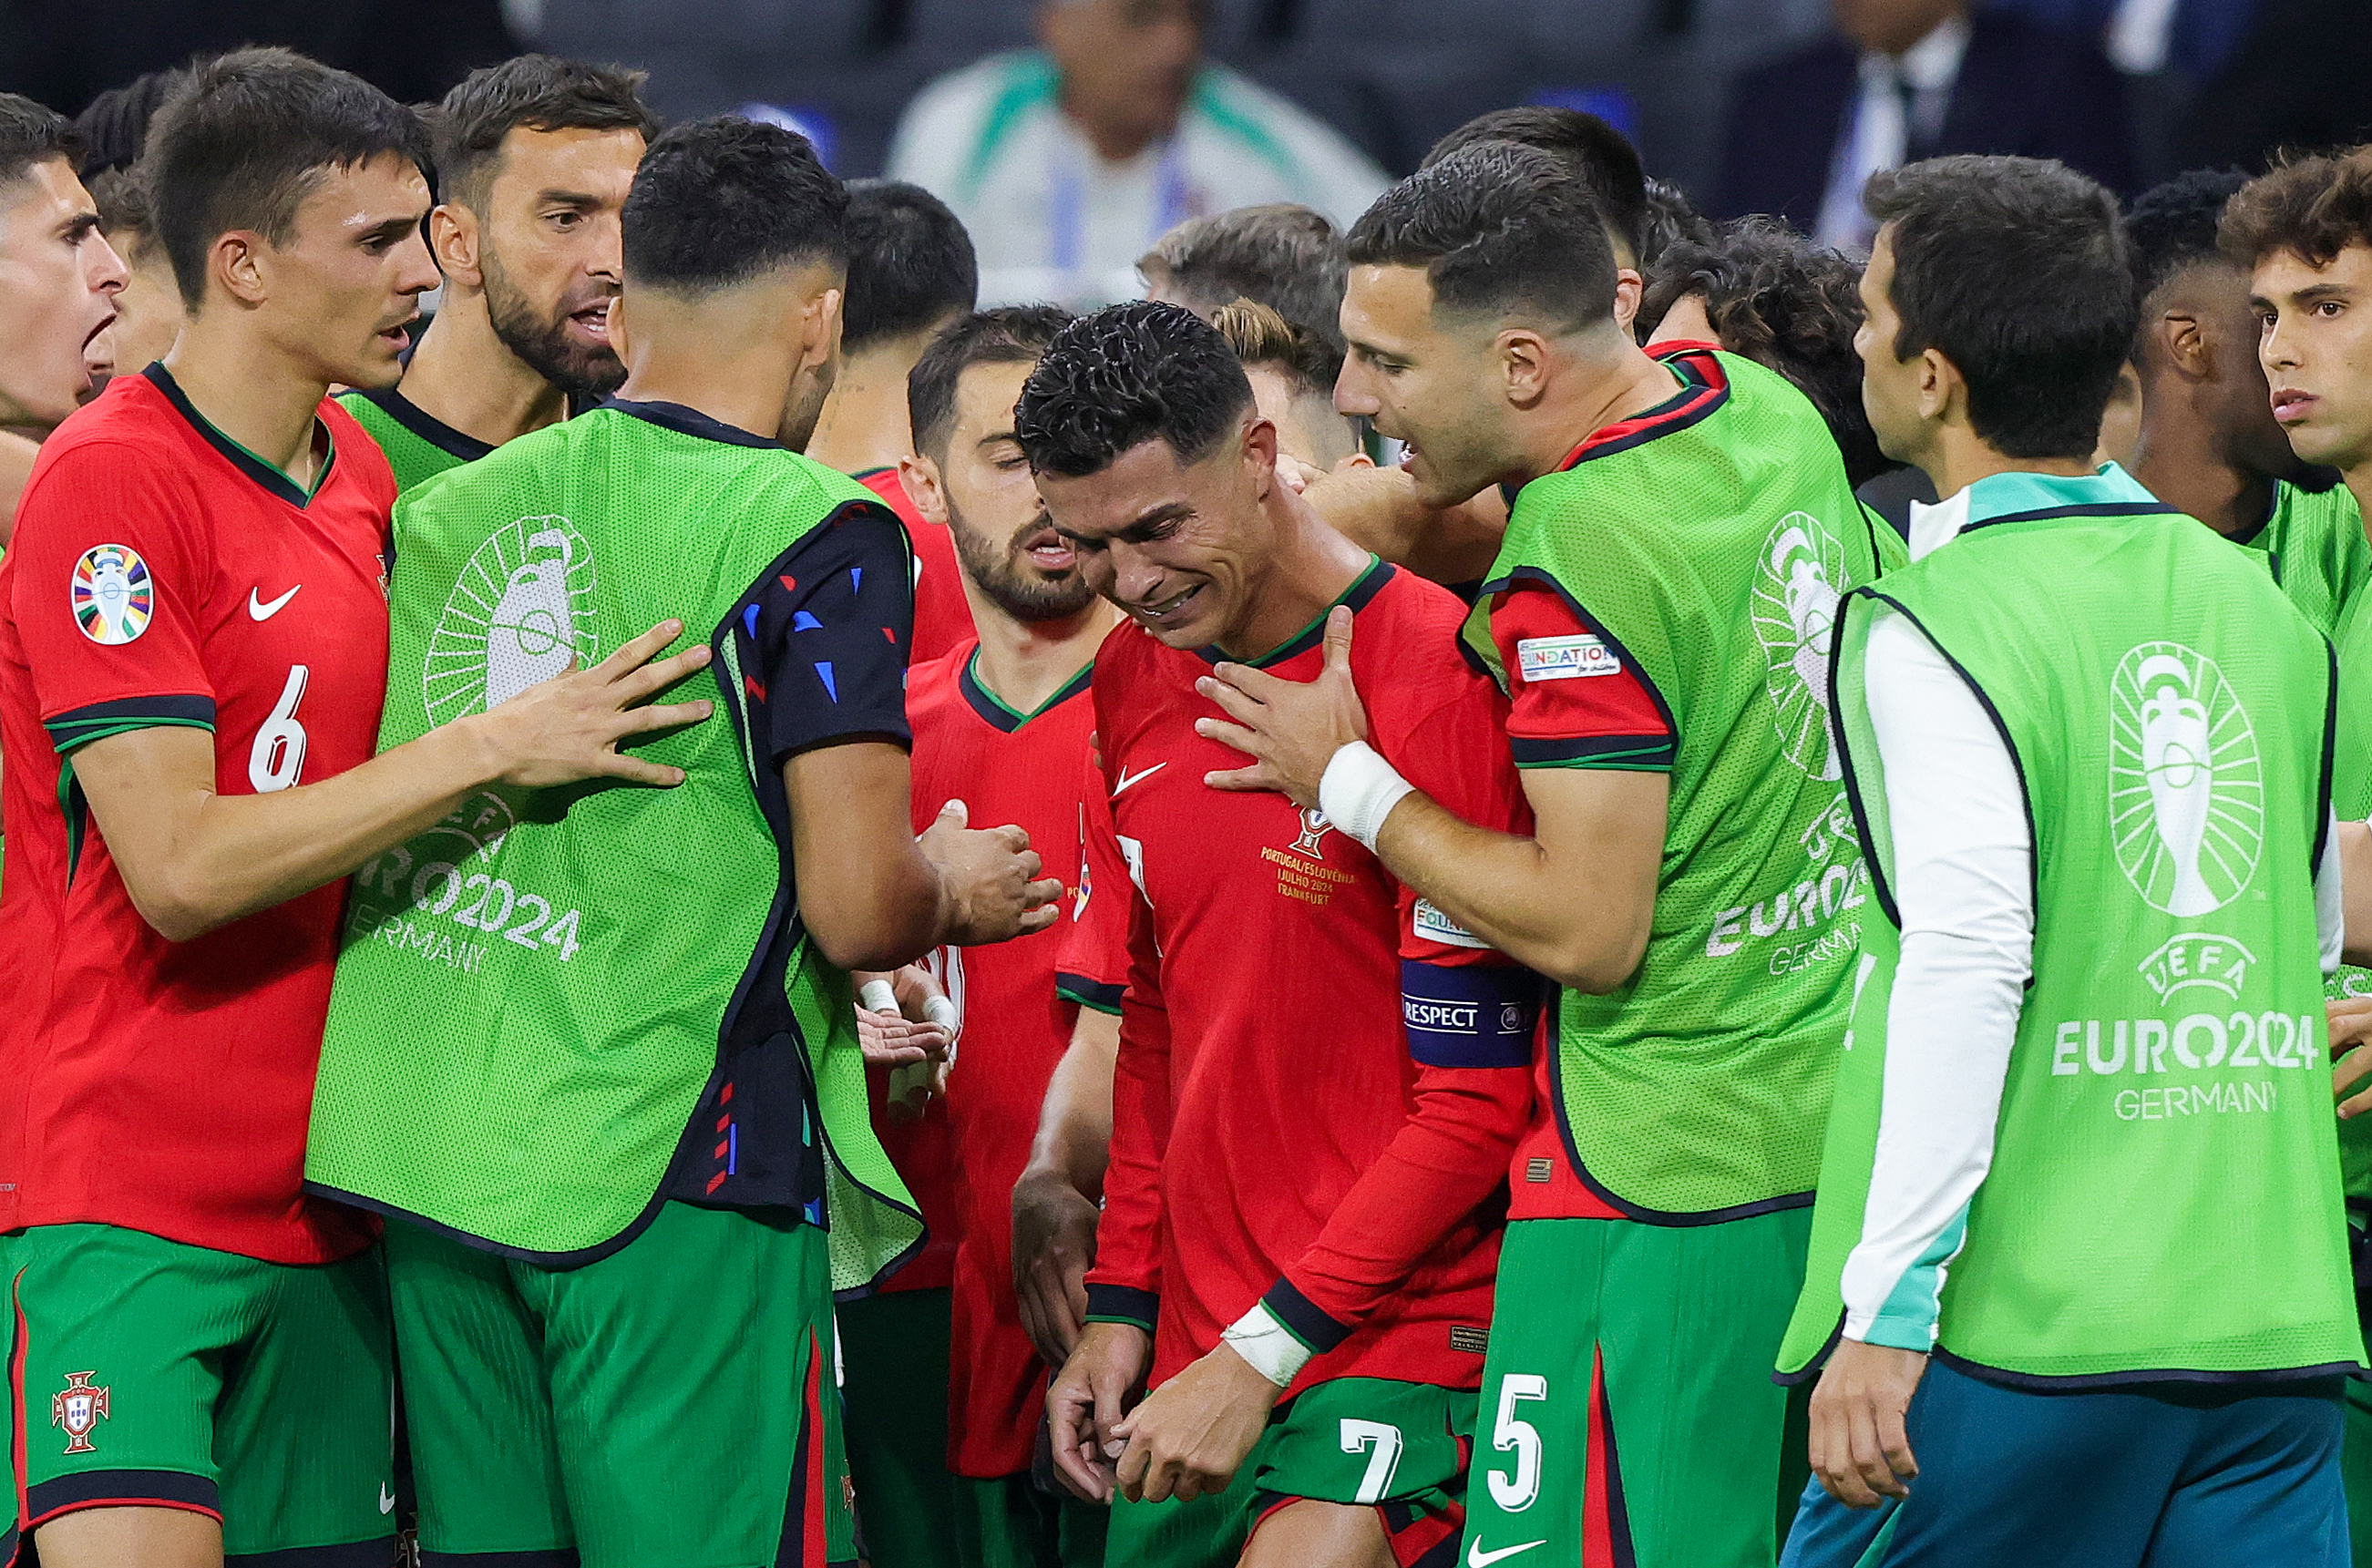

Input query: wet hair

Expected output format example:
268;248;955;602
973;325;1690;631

0;91;82;193
428;54;658;212
621;115;846;292
907;303;1073;458
1865;154;2135;460
842;179;978;353
1422;105;1648;263
1209;296;1341;399
1139;203;1347;352
1348;142;1617;332
141;47;432;308
2218;147;2372;272
1639;219;1887;487
1014;301;1254;478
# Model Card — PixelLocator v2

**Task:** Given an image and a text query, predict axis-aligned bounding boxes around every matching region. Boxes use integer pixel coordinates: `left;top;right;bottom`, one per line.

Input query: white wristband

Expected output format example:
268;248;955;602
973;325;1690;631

857;979;898;1014
1221;1300;1313;1389
1318;741;1415;853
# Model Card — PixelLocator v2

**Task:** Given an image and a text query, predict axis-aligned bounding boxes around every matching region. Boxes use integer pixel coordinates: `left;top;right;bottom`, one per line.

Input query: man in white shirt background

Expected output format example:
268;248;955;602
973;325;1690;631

886;0;1387;309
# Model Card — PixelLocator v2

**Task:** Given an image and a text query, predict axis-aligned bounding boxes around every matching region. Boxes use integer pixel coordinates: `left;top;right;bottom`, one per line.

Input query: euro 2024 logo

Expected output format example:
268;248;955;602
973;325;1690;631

2110;642;2264;916
1751;513;1845;781
425;517;599;725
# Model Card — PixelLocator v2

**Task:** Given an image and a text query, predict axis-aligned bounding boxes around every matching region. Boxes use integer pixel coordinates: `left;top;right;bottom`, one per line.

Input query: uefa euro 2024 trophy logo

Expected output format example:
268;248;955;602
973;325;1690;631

426;517;600;725
2110;643;2264;917
1751;513;1845;782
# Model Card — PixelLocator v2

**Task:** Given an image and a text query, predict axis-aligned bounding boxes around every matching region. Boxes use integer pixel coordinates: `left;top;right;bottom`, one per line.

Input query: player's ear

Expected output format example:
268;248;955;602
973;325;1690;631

2161;311;2210;378
1612;268;1644;334
1915;345;1957;425
606;292;632;364
1241;410;1279;494
428;204;479;290
1499;326;1551;410
807;283;846;371
900;452;950;526
212;230;269;308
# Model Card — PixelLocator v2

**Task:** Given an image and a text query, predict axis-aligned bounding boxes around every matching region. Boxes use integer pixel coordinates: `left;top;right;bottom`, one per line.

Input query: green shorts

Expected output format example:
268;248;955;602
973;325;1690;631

950;1471;1108;1568
386;1201;852;1567
0;1222;394;1564
1106;1376;1474;1568
1461;1209;1812;1568
837;1286;957;1568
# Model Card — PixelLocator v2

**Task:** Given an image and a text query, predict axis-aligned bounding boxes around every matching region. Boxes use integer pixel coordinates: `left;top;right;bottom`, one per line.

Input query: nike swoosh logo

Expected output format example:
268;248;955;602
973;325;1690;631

248;584;301;620
378;1483;396;1514
1467;1542;1545;1568
1114;762;1167;795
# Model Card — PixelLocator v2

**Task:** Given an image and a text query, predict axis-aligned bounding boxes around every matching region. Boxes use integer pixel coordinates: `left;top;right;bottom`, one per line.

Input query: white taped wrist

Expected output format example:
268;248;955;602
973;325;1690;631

857;979;898;1014
1319;741;1415;852
1221;1301;1312;1389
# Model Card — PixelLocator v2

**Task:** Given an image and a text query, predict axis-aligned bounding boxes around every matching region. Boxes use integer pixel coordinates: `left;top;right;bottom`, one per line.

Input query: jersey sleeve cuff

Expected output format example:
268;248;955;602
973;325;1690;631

1083;1283;1159;1334
1509;733;1675;771
1055;972;1125;1015
45;695;217;753
1261;1277;1353;1357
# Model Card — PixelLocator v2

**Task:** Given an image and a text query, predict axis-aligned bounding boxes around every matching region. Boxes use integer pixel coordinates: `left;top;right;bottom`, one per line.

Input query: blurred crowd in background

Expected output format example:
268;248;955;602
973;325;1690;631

3;0;2368;308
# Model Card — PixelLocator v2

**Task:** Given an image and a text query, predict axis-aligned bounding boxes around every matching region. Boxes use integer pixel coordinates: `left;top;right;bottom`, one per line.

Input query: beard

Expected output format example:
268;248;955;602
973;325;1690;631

947;501;1096;624
483;246;624;400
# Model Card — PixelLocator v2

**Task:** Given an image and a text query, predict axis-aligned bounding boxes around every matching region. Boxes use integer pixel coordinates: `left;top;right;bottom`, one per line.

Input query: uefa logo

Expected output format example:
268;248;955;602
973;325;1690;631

425;516;599;726
1751;512;1845;781
2109;641;2263;916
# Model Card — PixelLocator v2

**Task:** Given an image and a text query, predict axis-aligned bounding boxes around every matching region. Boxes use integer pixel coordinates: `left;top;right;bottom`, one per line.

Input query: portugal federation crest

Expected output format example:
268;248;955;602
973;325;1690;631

425;516;599;725
70;543;152;645
53;1370;109;1454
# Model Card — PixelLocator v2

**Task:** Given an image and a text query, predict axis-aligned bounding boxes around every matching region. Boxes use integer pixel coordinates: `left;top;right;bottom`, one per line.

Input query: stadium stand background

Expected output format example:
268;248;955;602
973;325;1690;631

1;0;2366;228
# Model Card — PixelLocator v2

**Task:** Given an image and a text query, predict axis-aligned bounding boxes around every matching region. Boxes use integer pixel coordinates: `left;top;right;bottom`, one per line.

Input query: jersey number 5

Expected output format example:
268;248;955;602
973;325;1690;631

1485;1373;1547;1512
249;664;310;794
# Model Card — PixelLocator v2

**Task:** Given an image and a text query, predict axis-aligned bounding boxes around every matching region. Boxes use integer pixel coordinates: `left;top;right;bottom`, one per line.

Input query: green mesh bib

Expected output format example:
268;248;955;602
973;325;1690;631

1782;476;2359;1382
338;389;484;495
1462;349;1890;1218
308;405;920;1282
2239;479;2367;639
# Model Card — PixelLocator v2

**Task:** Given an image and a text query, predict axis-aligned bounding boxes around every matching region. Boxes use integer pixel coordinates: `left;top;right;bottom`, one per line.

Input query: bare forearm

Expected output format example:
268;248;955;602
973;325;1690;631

1024;1006;1120;1200
77;719;503;941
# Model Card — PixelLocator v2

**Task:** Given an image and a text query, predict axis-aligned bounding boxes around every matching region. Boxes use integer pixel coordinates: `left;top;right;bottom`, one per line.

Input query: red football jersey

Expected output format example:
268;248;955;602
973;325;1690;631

855;466;973;666
0;366;394;1264
903;641;1098;1476
1080;560;1536;1397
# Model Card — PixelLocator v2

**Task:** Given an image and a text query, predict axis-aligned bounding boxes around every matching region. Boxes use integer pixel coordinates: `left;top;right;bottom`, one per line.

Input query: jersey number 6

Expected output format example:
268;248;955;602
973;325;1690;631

249;664;311;794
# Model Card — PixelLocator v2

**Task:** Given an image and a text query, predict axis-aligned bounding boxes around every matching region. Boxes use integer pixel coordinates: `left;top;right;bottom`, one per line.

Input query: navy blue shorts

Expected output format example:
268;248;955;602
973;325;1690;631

1781;1358;2349;1568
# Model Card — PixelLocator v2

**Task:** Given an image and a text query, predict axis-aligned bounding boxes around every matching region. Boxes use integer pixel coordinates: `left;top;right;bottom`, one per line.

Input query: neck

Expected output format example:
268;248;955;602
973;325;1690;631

1059;87;1162;163
614;322;796;445
394;287;571;446
968;592;1119;714
806;336;928;474
1919;423;2096;499
162;310;330;480
1216;487;1374;661
2129;414;2272;538
1510;334;1679;487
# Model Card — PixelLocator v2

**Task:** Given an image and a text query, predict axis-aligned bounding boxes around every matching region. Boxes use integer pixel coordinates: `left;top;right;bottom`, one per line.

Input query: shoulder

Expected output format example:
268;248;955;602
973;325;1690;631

323;396;396;506
1357;570;1502;717
906;642;973;722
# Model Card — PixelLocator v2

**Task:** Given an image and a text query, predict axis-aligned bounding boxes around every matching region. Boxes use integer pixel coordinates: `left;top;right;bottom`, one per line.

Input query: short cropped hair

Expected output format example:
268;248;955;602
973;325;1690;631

73;68;181;178
1210;297;1340;400
621;116;847;293
428;55;657;212
1640;219;1886;487
0;92;80;193
1139;204;1347;351
2128;168;2252;305
1347;142;1617;333
142;48;432;309
1015;301;1254;478
2219;148;2372;272
842;179;978;353
1422;105;1647;263
908;303;1073;458
1865;154;2134;461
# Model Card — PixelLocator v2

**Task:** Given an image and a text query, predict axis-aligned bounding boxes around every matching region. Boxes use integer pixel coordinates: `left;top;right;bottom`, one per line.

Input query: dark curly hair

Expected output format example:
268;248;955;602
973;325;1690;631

1015;302;1252;477
1639;219;1887;486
